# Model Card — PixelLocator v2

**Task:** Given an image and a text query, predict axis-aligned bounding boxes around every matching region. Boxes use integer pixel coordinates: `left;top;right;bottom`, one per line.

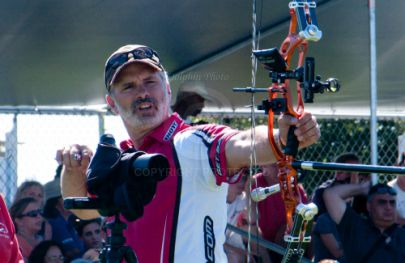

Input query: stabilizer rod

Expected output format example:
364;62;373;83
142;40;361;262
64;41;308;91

292;161;405;175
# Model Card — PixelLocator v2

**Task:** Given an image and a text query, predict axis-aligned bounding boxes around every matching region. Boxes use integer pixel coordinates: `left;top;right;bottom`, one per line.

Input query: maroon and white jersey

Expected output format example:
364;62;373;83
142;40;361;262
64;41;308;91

120;113;239;263
0;196;23;263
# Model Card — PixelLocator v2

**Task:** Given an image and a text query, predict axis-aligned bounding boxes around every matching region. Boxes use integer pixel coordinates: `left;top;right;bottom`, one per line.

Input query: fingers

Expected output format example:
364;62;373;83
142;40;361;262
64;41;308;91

278;114;298;127
295;112;320;147
80;148;93;169
58;145;93;203
59;144;93;171
277;114;298;146
278;112;320;149
55;149;64;164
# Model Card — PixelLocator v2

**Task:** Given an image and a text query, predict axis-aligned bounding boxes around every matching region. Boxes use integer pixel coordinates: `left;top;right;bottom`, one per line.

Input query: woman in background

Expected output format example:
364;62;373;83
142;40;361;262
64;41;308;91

10;197;47;261
14;180;45;206
13;180;52;240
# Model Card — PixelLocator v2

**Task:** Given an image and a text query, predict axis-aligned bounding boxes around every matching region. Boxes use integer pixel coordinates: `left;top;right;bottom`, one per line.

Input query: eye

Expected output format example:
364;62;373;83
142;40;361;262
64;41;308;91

122;84;134;91
145;79;157;85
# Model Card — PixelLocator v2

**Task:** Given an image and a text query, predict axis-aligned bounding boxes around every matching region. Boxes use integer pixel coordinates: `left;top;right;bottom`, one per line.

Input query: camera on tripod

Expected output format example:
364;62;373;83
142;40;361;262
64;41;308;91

63;134;169;262
64;134;169;222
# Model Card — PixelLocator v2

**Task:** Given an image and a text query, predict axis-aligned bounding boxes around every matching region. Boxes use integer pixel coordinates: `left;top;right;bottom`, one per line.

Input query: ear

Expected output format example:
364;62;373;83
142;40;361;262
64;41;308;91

366;201;371;213
106;94;119;115
166;83;172;103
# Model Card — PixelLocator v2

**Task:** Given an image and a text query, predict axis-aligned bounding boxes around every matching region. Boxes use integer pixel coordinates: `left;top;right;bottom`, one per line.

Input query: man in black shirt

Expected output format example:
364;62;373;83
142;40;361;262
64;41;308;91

324;182;405;263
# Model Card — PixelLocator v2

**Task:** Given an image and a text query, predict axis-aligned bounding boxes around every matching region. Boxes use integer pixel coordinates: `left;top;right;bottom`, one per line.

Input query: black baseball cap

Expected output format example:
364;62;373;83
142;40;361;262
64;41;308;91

104;44;165;91
368;183;397;200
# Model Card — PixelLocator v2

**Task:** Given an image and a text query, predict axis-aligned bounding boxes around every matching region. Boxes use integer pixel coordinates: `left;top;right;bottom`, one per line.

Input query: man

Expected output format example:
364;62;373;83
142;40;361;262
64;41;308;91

72;217;103;250
312;153;367;262
251;163;309;262
71;216;104;263
311;152;361;218
324;182;405;262
59;44;320;262
171;83;211;121
388;151;405;225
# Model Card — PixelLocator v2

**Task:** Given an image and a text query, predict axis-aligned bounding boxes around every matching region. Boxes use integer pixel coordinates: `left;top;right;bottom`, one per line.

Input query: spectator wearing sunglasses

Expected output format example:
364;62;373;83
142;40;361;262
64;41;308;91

59;44;320;262
0;194;23;263
324;182;405;262
13;180;52;241
9;197;46;261
388;152;405;226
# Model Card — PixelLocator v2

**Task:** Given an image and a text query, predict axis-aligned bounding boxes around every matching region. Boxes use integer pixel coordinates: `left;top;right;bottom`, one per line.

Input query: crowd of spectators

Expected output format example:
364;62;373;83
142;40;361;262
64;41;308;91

1;164;105;263
2;150;405;262
223;152;405;263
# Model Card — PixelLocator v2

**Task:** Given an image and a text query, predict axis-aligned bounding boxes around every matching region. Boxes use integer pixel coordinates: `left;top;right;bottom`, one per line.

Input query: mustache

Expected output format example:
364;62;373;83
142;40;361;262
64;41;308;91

131;97;157;109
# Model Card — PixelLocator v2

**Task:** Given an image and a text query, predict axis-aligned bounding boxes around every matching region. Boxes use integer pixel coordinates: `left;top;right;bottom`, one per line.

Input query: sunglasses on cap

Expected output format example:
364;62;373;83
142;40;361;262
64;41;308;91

105;46;163;89
19;209;43;218
368;184;397;197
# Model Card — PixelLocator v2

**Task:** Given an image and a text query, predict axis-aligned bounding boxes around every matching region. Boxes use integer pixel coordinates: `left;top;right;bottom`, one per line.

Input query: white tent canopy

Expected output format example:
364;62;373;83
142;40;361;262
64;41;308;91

0;0;404;116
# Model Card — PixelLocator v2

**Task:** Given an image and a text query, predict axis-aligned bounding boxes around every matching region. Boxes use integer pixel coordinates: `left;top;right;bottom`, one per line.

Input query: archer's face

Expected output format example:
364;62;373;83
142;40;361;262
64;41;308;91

107;63;171;134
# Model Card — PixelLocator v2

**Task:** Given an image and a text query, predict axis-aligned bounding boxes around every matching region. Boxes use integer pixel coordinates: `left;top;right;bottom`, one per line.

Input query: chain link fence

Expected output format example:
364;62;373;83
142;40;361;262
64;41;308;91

193;114;405;196
1;108;404;205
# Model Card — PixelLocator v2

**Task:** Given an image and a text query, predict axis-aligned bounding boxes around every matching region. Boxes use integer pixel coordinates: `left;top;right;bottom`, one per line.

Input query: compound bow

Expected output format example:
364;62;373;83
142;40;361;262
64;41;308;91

234;1;405;262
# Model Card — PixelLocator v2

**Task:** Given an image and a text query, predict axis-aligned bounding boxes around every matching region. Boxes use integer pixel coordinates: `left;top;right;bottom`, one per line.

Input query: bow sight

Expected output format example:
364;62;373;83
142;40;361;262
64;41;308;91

253;47;340;106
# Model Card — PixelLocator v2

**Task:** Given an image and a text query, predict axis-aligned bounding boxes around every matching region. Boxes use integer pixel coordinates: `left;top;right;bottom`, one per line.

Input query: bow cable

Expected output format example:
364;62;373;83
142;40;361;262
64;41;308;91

247;0;263;261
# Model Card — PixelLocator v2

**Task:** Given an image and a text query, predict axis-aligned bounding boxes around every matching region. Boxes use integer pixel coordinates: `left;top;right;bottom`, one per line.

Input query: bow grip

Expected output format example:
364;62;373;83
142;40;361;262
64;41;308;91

283;126;299;157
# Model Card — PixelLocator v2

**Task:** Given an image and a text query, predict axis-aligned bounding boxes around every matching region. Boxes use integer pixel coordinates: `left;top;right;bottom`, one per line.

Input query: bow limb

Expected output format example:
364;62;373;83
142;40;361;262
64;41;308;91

268;4;307;233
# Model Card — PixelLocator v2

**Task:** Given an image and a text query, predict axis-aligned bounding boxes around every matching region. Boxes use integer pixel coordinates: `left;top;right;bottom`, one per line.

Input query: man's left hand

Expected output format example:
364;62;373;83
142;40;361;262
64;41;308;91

278;112;320;149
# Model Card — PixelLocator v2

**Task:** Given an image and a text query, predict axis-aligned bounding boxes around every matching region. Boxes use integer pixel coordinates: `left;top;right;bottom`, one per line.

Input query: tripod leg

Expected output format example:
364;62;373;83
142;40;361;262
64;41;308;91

124;246;138;263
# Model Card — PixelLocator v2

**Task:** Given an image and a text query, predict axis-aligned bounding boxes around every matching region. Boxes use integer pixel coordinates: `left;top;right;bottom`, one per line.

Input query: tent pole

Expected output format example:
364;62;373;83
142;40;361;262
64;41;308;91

369;0;378;184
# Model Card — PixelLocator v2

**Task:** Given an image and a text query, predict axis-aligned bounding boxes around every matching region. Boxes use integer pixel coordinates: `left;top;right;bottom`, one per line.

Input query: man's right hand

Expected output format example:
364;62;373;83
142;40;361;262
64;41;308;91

56;145;100;219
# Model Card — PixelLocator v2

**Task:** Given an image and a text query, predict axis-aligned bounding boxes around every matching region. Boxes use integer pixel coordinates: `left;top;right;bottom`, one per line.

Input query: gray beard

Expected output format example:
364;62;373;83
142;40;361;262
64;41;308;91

118;101;169;132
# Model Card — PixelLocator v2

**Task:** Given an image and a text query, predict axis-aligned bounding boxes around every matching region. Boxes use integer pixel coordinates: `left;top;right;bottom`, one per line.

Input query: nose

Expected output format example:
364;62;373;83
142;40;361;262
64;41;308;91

135;84;150;99
383;201;396;210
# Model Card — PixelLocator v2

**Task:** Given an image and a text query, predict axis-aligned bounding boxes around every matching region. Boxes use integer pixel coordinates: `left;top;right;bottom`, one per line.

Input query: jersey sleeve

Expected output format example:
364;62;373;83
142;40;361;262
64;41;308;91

173;124;240;189
196;124;240;185
0;196;24;263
